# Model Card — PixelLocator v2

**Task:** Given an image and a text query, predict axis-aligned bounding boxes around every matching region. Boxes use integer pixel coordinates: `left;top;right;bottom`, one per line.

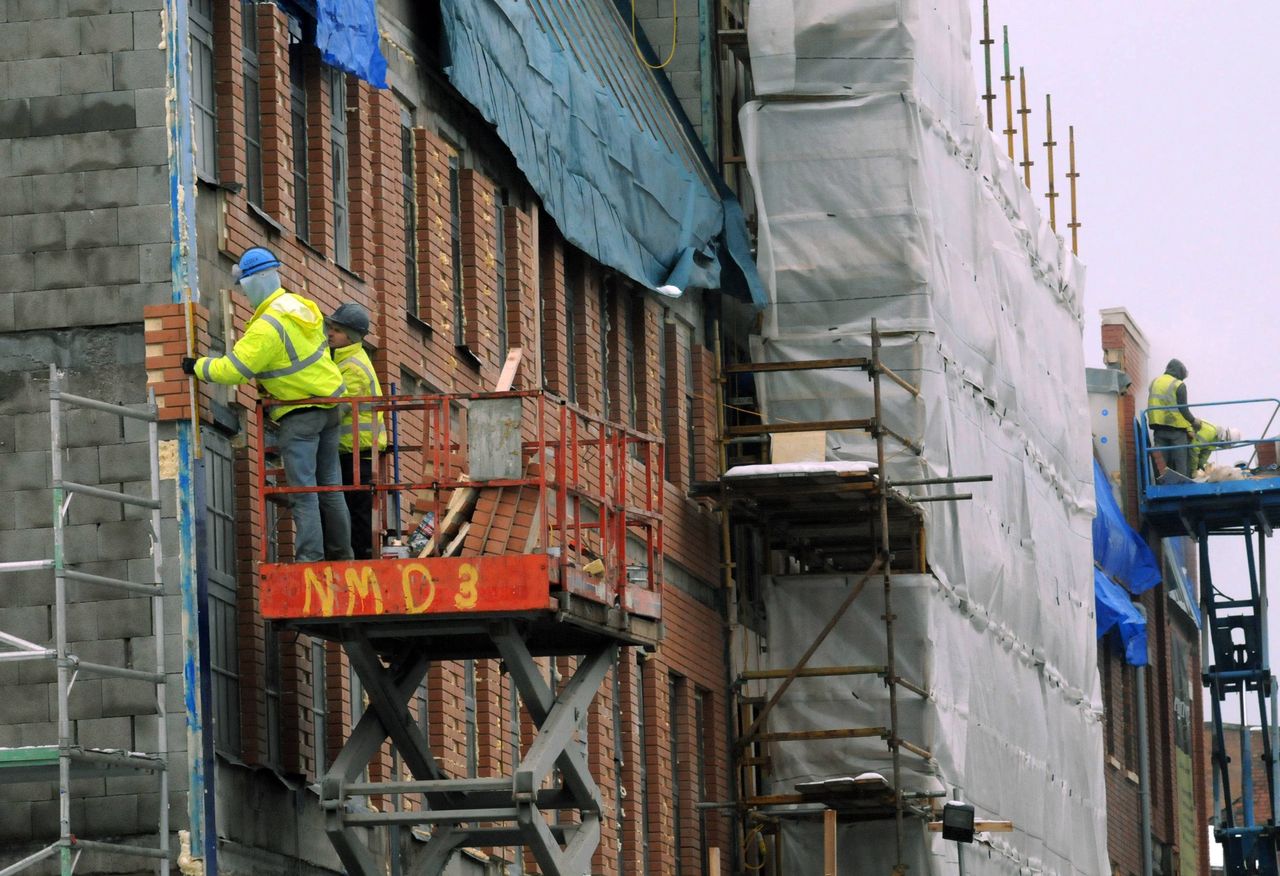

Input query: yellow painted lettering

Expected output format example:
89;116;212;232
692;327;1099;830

454;563;479;610
302;567;337;617
402;563;436;614
344;566;384;616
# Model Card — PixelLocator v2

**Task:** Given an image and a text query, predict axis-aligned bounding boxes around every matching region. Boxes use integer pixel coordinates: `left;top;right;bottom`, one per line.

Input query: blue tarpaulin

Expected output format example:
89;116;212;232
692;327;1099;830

438;0;766;305
315;0;387;88
1093;459;1161;595
1094;569;1149;666
1092;459;1157;665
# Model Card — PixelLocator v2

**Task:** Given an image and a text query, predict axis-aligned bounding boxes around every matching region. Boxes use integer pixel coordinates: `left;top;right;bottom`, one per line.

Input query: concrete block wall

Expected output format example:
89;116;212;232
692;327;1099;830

0;0;184;865
634;0;711;151
0;0;172;323
0;362;186;866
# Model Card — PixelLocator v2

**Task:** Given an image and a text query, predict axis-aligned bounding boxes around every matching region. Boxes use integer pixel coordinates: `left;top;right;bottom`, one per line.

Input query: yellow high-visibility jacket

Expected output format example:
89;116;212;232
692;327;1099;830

195;288;344;420
1192;420;1220;473
332;342;388;453
1147;373;1192;431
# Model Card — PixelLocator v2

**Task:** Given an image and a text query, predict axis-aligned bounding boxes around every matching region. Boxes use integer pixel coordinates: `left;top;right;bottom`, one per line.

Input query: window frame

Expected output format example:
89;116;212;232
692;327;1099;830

402;108;419;319
289;38;310;241
190;0;218;183
241;2;264;208
311;640;329;774
204;431;241;757
329;65;351;267
495;192;509;357
669;674;684;876
448;155;465;347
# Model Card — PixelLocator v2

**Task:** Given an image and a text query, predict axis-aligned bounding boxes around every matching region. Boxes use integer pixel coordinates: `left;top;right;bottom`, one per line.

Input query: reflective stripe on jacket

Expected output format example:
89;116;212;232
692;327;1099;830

1147;373;1192;430
1192;420;1220;472
195;288;345;421
332;342;388;453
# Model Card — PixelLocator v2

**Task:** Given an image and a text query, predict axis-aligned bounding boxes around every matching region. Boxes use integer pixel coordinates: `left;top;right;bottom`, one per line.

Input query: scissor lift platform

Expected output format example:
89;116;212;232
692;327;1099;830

1137;400;1280;876
262;556;658;876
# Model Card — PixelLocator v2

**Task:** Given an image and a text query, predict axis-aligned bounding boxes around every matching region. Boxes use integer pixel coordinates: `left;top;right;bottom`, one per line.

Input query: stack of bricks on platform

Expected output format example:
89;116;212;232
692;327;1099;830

143;302;215;422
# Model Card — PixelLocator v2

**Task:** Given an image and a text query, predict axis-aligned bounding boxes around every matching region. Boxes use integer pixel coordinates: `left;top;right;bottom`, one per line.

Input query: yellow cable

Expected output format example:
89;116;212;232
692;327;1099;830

631;0;679;70
742;821;768;871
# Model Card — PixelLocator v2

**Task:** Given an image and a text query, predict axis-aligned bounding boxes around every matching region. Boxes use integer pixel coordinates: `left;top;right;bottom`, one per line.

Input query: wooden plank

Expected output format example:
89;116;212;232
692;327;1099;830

727;419;872;437
723;357;870;374
823;809;837;876
260;555;552;620
412;348;523;558
927;820;1013;833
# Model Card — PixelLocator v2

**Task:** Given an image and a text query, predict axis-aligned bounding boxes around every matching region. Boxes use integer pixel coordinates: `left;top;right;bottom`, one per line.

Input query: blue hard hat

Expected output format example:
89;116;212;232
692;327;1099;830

233;246;281;283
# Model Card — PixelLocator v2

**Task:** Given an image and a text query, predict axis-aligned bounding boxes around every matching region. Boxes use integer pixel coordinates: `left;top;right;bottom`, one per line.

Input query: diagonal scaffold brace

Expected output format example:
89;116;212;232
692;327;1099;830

317;623;618;876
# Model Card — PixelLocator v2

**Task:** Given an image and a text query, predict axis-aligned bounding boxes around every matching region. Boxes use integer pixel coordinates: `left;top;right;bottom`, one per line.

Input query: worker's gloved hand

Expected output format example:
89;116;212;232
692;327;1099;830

1191;417;1201;431
180;357;199;376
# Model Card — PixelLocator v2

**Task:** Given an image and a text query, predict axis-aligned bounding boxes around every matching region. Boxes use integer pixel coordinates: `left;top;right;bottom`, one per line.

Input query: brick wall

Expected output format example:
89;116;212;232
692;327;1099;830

1100;313;1210;876
0;0;735;871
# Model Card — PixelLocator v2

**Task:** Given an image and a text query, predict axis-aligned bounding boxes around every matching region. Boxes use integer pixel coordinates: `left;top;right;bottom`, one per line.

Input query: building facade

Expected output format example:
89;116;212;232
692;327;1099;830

1095;310;1211;876
0;0;758;873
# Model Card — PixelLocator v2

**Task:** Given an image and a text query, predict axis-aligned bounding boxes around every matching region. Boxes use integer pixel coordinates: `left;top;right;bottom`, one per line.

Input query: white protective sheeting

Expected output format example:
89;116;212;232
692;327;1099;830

741;1;1107;874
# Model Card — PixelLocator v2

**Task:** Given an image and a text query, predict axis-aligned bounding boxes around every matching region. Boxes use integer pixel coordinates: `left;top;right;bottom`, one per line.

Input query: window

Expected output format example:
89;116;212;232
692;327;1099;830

695;690;710;866
190;0;217;181
204;432;241;756
242;3;263;207
599;282;611;419
464;659;478;777
635;655;651;871
289;39;310;240
566;260;580;404
509;673;524;874
264;623;282;768
495;192;508;356
659;314;671;480
402;110;418;317
329;66;351;267
684;326;696;482
311;640;328;773
448;155;464;346
626;297;640;432
669;675;683;876
612;664;627;876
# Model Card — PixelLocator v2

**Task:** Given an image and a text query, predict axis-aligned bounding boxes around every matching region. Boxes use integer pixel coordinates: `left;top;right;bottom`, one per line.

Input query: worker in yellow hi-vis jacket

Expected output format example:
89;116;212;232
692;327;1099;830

1147;358;1200;477
325;303;388;560
182;246;353;563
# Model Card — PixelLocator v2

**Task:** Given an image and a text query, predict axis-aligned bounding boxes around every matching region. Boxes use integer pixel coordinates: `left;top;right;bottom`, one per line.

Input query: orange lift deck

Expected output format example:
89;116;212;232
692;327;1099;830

257;373;663;876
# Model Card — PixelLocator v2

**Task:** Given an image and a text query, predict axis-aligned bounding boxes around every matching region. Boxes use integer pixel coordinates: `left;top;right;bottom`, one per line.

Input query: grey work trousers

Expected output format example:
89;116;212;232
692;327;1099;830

276;405;354;563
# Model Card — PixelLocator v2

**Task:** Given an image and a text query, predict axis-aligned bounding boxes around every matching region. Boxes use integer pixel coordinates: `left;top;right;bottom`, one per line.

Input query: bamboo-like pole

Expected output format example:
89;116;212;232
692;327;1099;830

1018;67;1033;188
1001;26;1015;159
1067;125;1081;254
1044;94;1058;230
981;0;995;131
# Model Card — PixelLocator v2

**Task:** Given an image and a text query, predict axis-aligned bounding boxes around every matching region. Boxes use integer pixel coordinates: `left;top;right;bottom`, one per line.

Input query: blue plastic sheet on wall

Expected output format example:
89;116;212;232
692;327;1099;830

1094;568;1149;666
438;0;765;304
315;0;387;88
1092;459;1161;595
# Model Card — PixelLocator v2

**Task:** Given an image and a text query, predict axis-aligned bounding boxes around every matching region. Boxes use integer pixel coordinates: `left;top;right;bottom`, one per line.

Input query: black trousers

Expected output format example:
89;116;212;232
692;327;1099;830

340;452;375;560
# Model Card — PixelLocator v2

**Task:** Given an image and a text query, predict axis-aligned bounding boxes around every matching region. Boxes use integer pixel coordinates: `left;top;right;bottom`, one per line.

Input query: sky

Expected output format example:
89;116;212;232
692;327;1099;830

963;2;1280;726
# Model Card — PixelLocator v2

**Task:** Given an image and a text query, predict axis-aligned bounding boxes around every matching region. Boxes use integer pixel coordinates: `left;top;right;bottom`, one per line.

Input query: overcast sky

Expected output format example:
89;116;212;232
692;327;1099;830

965;3;1280;725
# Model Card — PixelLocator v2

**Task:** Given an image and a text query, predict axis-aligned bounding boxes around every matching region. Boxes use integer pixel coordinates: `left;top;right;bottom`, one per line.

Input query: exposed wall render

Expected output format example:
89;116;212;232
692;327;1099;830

739;2;1106;874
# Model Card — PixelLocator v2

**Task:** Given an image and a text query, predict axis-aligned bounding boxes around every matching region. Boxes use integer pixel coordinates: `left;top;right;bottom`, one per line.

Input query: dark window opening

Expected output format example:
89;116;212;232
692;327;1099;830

190;0;218;181
289;39;310;240
402;110;418;317
449;155;465;346
329;66;351;267
242;4;264;207
495;192;509;357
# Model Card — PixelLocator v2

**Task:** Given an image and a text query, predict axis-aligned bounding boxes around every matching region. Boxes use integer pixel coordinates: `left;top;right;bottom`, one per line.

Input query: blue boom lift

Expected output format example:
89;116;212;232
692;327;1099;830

1138;399;1280;875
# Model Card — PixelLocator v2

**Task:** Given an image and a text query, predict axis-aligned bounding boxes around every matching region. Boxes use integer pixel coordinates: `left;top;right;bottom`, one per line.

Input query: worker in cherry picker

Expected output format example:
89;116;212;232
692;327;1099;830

1147;358;1199;478
181;246;353;563
325;302;388;560
1191;421;1243;476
